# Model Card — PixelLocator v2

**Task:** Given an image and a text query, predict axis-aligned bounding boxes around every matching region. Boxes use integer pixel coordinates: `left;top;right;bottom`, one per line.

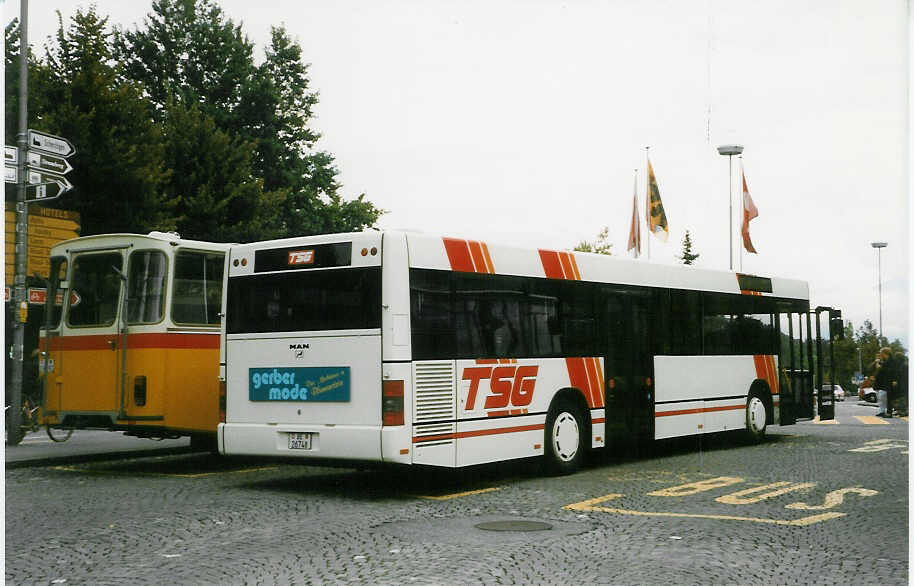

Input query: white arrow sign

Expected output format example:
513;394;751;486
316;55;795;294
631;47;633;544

27;151;73;175
28;170;74;195
28;130;75;158
5;145;18;164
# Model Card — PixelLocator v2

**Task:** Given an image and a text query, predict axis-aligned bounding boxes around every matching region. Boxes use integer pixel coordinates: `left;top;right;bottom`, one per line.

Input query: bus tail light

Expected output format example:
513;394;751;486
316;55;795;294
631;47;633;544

219;380;227;423
382;380;404;426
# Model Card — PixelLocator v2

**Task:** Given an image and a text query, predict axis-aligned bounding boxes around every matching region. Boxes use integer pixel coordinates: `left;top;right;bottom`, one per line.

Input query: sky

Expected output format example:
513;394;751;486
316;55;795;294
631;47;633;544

4;0;910;346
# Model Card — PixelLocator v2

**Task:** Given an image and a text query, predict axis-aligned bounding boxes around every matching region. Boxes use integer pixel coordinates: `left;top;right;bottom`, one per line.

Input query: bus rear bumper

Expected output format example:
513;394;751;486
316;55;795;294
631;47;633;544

219;422;382;461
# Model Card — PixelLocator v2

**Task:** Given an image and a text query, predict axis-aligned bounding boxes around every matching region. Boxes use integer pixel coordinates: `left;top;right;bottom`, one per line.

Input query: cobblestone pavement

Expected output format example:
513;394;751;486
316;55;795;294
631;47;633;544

5;403;908;585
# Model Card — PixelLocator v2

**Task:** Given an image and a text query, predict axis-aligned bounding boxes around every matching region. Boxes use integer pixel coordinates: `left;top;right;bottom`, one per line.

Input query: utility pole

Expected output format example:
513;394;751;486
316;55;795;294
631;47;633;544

9;0;29;445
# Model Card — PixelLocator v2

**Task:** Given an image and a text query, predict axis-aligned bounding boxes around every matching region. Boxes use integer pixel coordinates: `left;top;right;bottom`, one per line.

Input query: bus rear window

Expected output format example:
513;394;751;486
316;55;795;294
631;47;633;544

226;267;381;334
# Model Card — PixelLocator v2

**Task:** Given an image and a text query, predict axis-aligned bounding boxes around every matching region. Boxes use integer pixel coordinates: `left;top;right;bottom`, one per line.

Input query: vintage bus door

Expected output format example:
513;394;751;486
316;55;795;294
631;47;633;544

44;247;128;426
602;288;655;442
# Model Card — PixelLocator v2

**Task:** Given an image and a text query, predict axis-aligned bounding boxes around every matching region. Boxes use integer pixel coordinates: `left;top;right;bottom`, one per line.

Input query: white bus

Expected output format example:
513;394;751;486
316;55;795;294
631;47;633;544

218;231;836;472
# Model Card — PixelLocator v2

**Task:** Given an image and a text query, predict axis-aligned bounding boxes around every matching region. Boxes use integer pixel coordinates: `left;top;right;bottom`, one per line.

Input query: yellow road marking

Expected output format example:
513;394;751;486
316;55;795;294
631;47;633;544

647;476;743;497
786;487;879;510
813;416;839;424
715;482;815;505
418;487;500;500
564;497;844;526
52;465;278;478
854;415;890;425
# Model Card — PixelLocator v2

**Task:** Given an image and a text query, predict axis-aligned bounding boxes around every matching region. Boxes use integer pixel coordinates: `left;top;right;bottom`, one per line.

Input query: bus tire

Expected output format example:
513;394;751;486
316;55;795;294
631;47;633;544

544;400;585;475
745;392;768;442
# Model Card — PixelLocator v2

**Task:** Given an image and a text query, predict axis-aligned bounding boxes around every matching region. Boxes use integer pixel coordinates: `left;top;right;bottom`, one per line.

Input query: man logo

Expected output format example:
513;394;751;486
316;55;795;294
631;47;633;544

290;343;310;359
288;250;315;265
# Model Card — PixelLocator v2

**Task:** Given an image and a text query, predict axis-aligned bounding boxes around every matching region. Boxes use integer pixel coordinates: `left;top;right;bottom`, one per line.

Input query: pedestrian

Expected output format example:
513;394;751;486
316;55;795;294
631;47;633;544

892;351;908;416
873;347;896;417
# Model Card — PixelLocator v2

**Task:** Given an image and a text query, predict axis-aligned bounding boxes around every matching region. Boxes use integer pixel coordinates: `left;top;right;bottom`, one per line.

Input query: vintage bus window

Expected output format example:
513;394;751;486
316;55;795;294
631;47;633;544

127;250;167;324
669;290;701;355
44;256;68;329
226;267;381;334
173;251;225;325
67;253;123;327
410;269;454;358
454;273;528;358
702;293;778;355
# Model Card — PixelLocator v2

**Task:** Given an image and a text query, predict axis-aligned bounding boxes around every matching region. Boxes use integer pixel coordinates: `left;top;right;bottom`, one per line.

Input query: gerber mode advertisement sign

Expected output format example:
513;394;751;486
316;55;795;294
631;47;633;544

249;367;351;402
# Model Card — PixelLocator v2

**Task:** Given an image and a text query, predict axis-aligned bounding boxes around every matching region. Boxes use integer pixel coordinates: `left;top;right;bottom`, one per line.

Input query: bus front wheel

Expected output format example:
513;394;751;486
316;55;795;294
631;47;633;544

544;400;584;474
745;394;768;441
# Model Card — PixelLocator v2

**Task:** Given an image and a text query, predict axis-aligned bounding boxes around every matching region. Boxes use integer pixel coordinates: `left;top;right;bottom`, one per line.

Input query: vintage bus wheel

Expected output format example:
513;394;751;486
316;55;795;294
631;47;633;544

745;394;768;441
545;401;584;474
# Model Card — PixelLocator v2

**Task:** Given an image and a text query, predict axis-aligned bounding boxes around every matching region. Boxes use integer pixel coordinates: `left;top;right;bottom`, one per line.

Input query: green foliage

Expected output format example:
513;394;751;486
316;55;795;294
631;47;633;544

678;229;700;265
14;8;174;235
574;226;613;255
109;0;382;239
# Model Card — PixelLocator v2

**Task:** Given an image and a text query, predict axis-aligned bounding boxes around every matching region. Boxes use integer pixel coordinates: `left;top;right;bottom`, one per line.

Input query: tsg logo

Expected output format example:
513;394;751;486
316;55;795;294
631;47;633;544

288;250;314;266
289;342;310;359
462;365;539;411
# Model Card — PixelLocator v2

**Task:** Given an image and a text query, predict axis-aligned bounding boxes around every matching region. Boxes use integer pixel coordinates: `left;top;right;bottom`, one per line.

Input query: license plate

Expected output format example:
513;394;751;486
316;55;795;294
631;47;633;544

288;432;312;450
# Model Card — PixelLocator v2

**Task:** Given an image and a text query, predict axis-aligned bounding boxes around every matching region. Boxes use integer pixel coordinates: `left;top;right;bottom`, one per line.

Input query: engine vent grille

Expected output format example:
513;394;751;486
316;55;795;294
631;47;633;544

413;360;456;423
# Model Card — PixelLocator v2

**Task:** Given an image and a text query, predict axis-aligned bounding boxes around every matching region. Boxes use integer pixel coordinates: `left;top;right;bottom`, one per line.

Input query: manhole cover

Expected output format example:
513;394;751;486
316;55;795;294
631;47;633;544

474;520;553;532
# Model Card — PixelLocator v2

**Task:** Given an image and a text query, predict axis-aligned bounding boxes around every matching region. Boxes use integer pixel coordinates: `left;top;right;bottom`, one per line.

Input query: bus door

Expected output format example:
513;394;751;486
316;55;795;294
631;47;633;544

778;310;819;423
49;247;128;425
602;287;655;442
813;307;841;422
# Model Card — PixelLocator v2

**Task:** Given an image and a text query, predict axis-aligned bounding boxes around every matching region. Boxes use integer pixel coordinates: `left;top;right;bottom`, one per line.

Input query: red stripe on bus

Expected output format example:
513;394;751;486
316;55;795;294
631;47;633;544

655;404;745;417
443;237;475;272
42;332;220;351
412;423;545;444
468;240;489;273
583;358;601;408
568;253;582;280
752;354;780;396
594;359;606;408
558;253;576;280
565;357;594;407
538;250;565;279
592;417;606;424
481;243;495;273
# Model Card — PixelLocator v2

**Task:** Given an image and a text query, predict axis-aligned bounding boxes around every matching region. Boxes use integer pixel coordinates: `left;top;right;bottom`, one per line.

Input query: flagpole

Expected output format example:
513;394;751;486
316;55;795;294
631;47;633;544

635;168;640;258
645;147;651;261
739;155;746;272
717;144;743;272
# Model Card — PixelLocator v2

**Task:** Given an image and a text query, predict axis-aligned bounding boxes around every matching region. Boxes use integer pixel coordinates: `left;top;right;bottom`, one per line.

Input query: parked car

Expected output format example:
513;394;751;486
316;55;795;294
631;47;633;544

818;383;845;401
859;386;877;403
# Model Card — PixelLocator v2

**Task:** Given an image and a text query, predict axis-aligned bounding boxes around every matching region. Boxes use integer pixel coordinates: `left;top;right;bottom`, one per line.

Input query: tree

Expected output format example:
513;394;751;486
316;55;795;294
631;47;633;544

113;1;383;239
162;100;283;242
27;8;174;235
112;0;254;127
574;227;613;255
678;230;700;264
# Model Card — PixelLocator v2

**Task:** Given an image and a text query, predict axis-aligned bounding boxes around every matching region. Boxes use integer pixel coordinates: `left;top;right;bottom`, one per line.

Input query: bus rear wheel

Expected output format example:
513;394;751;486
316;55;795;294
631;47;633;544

745;394;768;441
545;401;584;474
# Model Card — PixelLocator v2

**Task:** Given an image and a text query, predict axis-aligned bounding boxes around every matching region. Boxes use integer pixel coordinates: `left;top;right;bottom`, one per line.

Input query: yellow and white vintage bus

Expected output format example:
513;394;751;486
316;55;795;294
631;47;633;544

40;232;229;448
218;231;837;472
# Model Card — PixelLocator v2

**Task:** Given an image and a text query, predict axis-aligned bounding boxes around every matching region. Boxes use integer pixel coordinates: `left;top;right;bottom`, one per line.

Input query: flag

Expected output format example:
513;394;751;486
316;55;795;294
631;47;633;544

741;162;758;254
627;171;641;256
646;158;669;241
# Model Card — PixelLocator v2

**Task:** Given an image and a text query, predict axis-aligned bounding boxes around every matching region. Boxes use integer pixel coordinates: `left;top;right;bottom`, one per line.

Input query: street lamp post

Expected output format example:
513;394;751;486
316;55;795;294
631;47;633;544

871;241;887;339
717;144;743;271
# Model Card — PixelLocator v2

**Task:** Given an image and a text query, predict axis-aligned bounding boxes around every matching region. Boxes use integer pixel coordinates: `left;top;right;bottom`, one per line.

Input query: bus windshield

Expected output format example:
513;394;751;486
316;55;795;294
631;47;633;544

226;267;381;334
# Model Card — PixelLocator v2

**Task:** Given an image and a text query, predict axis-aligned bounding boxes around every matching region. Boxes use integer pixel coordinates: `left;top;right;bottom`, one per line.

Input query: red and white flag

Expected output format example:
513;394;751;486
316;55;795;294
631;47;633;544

627;171;641;256
741;161;758;254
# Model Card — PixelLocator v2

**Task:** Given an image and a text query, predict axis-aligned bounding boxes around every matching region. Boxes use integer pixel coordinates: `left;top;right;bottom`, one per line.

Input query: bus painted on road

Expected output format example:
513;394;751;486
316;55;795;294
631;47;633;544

219;231;833;471
40;232;228;447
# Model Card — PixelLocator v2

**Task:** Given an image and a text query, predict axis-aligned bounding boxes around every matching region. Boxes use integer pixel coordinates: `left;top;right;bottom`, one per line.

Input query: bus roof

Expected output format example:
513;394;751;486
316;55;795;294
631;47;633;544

230;230;809;301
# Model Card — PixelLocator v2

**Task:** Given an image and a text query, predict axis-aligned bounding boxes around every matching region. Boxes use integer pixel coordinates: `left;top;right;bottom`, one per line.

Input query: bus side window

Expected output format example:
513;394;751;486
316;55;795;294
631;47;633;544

172;251;225;326
670;290;701;355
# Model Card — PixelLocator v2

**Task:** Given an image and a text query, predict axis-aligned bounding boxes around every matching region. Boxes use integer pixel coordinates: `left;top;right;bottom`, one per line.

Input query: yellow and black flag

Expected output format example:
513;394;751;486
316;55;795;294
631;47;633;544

646;158;669;241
